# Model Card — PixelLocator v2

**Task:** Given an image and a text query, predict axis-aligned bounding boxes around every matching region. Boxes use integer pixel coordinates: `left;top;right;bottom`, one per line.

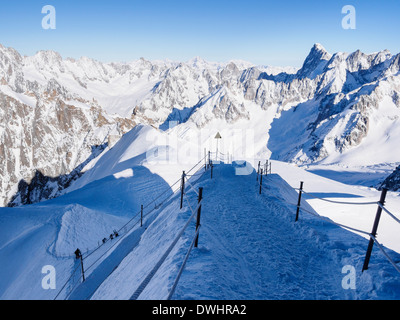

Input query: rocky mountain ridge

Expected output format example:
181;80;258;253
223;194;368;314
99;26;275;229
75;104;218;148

1;43;400;206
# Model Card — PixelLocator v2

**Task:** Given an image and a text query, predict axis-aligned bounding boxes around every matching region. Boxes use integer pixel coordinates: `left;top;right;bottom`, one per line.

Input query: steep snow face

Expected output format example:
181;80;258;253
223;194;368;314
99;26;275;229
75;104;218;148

266;48;400;166
0;122;400;300
64;124;198;194
0;45;140;207
0;89;136;207
296;43;333;80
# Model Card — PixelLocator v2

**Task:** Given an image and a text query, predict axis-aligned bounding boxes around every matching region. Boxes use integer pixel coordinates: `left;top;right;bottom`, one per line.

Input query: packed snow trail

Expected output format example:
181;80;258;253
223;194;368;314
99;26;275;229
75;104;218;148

171;163;353;299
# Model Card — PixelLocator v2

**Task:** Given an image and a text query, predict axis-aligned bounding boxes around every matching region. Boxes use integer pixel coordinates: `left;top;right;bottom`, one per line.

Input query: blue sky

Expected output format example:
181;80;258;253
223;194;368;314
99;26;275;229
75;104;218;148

0;0;399;67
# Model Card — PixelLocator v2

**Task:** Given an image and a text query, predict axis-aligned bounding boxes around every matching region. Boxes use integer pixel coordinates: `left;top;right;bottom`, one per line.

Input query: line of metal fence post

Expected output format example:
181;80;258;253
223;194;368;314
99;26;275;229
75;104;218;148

194;187;203;248
259;168;263;194
180;171;185;209
295;181;304;222
210;161;213;179
80;255;85;282
141;204;143;227
362;188;388;272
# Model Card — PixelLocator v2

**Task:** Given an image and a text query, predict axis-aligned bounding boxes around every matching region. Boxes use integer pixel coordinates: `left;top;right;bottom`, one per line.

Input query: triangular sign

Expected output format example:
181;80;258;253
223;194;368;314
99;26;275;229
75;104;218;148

215;132;222;139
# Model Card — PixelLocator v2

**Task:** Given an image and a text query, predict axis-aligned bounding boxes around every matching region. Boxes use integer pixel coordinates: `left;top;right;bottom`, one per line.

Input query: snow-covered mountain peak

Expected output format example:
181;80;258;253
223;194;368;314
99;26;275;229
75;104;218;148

1;42;400;206
296;43;332;79
312;42;328;53
187;56;206;67
385;53;400;76
227;59;255;70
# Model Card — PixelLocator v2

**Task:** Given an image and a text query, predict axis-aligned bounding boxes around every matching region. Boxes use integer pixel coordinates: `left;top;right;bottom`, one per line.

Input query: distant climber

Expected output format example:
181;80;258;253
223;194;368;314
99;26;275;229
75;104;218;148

113;230;119;237
74;248;82;259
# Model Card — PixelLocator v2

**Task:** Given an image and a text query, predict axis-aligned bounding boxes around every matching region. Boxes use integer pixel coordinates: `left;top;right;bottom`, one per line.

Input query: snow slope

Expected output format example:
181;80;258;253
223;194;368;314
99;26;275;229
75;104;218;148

1;125;400;300
0;124;208;300
91;162;400;300
270;160;400;254
0;203;128;299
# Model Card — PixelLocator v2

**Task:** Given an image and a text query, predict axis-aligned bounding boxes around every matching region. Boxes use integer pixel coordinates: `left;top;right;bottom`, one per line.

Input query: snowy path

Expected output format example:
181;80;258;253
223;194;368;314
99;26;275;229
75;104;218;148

172;164;353;299
89;162;400;300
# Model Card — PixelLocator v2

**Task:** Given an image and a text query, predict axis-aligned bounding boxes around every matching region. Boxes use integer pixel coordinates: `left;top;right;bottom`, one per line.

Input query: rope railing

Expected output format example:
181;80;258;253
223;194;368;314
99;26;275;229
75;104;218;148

130;194;203;300
54;153;209;300
184;166;208;196
186;154;208;175
166;186;203;300
129;166;206;300
167;225;201;300
68;183;185;301
209;150;230;163
292;188;400;227
297;189;378;206
370;234;400;274
53;261;83;300
378;202;400;225
83;176;183;260
128;160;208;300
54;183;183;300
257;163;400;276
285;194;400;276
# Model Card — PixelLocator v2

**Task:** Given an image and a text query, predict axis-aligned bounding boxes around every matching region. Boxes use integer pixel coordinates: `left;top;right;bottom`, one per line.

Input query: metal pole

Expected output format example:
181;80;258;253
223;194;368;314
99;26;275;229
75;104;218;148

180;171;185;209
210;161;213;179
80;255;85;282
257;161;260;181
259;169;263;194
295;181;304;222
194;187;203;248
141;204;143;227
362;188;388;272
266;160;269;176
208;151;211;168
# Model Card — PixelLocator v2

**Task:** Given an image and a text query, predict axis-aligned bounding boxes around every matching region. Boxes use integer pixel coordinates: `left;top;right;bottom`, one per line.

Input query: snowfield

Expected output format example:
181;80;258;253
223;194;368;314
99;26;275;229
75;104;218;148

1;125;400;300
